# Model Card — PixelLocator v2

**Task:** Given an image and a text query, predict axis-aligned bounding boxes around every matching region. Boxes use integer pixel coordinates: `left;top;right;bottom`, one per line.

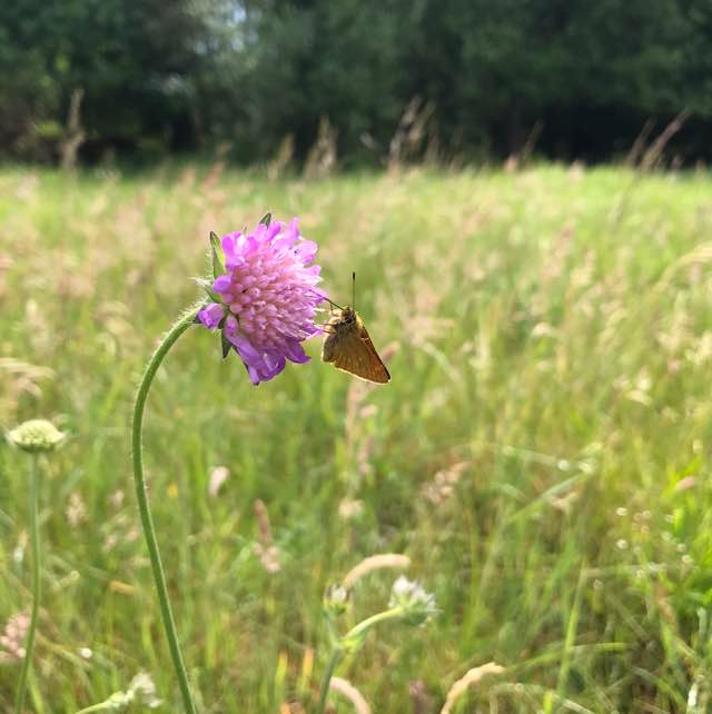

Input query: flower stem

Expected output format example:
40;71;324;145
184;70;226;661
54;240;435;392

15;455;40;714
316;607;404;714
74;703;113;714
131;311;198;714
316;646;342;714
341;606;404;643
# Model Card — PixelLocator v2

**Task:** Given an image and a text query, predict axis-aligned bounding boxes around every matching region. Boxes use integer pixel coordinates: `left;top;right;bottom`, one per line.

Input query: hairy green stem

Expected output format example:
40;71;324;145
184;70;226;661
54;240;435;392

316;607;404;713
131;311;198;714
316;646;343;714
15;455;40;714
74;703;112;714
342;606;404;643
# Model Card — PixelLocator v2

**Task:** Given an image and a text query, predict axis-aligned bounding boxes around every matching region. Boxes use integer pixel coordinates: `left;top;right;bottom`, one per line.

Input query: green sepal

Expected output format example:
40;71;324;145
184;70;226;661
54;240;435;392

259;212;272;227
195;277;221;303
221;332;232;359
209;231;225;279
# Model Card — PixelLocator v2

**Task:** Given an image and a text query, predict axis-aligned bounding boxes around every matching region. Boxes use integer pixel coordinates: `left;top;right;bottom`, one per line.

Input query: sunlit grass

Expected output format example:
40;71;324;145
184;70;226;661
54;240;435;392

1;163;711;711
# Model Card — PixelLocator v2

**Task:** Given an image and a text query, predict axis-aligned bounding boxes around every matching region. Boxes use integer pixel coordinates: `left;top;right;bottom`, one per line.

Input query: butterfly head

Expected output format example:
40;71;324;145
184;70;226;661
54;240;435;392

325;302;355;326
339;305;356;321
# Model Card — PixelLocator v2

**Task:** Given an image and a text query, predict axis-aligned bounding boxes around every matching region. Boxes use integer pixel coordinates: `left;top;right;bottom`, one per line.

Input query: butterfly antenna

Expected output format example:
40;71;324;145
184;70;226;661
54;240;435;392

324;296;344;311
352;271;356;311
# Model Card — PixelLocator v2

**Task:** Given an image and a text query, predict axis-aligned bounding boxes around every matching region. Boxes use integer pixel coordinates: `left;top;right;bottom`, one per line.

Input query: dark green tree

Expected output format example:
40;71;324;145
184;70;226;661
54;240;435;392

0;0;205;159
1;0;712;163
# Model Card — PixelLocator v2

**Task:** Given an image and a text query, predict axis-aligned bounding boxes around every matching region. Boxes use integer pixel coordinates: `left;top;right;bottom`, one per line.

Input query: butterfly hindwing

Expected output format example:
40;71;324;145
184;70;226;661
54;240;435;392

333;321;390;383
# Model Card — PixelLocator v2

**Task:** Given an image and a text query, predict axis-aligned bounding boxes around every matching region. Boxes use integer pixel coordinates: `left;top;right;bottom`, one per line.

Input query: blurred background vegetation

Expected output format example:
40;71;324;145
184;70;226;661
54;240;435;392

4;3;712;712
2;165;712;712
2;0;712;167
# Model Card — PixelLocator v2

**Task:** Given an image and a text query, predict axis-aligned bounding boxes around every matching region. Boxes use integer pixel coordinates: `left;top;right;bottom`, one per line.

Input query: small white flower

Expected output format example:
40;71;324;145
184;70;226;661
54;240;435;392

128;672;162;708
389;576;438;626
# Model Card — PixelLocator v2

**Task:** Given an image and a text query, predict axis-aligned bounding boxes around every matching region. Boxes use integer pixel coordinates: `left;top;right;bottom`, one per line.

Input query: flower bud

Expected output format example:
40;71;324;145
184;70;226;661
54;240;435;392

7;420;65;454
323;583;349;617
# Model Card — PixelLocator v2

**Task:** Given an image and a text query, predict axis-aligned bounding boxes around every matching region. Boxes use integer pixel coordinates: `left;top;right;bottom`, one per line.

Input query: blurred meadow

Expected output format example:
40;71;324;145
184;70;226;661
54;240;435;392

1;162;712;711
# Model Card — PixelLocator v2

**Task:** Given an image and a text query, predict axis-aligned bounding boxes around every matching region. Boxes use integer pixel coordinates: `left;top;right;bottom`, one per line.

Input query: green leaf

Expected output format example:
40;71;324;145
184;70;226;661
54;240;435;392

209;231;225;279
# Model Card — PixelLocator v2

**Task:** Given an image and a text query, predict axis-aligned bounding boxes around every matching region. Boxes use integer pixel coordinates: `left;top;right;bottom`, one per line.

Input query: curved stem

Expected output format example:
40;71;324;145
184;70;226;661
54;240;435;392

316;607;404;714
342;606;403;643
15;455;40;714
131;310;198;714
74;703;112;714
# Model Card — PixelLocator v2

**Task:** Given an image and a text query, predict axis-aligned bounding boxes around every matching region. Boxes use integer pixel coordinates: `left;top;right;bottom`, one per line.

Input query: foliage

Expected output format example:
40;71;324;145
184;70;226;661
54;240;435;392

0;164;711;711
0;0;204;160
2;0;712;163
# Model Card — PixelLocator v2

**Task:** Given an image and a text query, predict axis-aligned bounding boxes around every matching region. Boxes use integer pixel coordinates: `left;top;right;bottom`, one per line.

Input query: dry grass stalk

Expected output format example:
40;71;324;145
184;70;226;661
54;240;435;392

342;553;411;591
424;131;442;166
208;466;230;497
0;252;12;299
297;646;314;697
440;662;505;714
504;120;543;172
202;158;226;191
268;134;295;180
304;117;337;179
378;341;400;365
66;491;87;527
519;120;544;166
422;461;470;505
344;340;400;452
344;378;367;451
388;96;435;172
409;680;432;714
639;110;690;172
60;87;85;171
0;357;54;420
338;340;402;505
652;242;712;297
254;499;281;573
330;677;372;714
626;119;655;167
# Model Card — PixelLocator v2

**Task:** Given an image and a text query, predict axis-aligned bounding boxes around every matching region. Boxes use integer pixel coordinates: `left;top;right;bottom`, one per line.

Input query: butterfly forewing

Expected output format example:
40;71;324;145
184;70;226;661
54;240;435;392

322;307;390;384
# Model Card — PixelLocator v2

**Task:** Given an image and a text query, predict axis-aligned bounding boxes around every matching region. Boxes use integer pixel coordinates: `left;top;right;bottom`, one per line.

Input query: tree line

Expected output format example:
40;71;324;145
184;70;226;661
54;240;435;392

1;0;711;166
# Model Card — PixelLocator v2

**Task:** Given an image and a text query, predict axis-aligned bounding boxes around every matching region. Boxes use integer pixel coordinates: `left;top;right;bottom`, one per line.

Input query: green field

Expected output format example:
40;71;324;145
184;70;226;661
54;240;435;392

1;164;711;712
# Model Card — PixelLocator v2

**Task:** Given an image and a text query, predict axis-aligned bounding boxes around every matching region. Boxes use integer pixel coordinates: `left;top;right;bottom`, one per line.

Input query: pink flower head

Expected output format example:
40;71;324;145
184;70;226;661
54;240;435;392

198;216;326;384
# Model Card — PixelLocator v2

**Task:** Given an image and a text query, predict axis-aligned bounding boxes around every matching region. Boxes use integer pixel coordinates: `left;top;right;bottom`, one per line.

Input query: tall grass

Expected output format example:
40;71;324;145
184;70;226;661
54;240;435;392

0;163;711;711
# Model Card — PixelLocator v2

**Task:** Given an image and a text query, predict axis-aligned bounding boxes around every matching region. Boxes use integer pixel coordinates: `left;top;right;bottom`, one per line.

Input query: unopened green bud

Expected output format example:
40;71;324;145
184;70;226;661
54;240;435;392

323;583;349;617
7;419;65;454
